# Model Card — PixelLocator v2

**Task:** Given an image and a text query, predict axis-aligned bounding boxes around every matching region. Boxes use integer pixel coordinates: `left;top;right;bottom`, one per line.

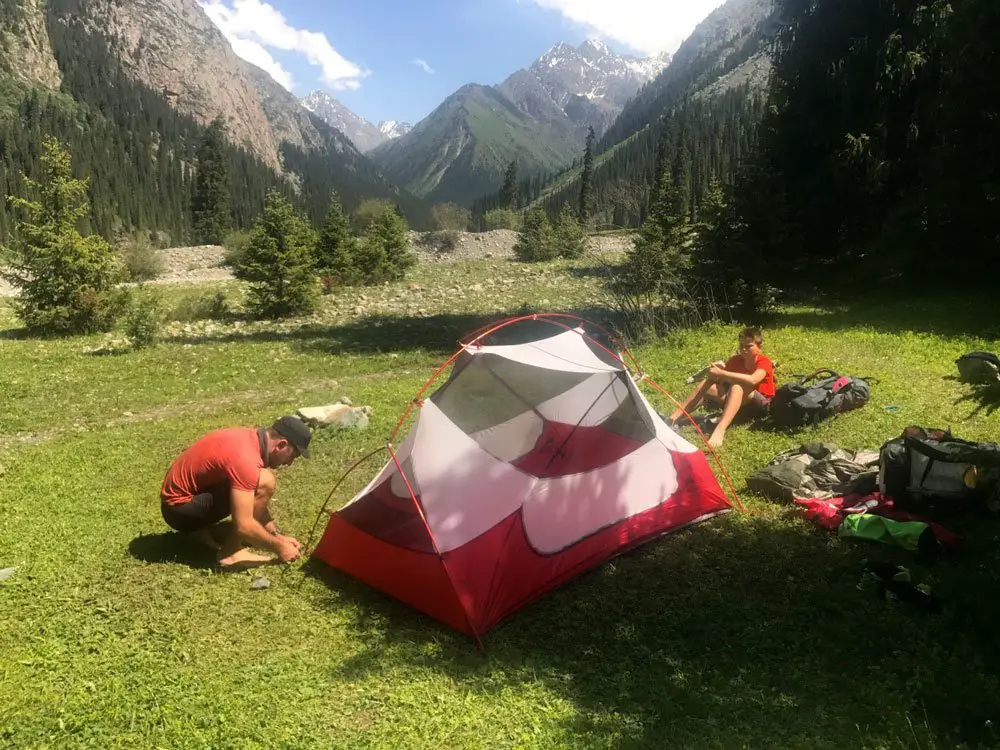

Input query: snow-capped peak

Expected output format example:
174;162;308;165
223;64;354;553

378;120;412;139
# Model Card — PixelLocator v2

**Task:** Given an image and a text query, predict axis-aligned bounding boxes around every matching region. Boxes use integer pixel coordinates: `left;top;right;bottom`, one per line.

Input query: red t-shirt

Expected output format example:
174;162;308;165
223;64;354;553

161;427;264;506
724;353;777;397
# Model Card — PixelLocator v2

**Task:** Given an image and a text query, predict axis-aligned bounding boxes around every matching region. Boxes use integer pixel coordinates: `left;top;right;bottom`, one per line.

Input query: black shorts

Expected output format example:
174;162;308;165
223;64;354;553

161;483;232;532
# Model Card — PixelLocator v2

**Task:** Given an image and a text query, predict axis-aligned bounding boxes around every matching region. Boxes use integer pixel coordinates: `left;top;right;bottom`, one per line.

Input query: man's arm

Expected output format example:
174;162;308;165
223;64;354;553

230;488;285;553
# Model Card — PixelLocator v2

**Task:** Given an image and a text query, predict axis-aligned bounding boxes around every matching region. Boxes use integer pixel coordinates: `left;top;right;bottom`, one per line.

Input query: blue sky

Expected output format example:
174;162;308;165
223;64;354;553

201;0;727;126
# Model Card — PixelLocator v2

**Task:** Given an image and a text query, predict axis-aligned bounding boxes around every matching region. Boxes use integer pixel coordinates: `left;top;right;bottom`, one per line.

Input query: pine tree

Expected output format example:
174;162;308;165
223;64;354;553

1;137;125;334
579;126;596;224
191;116;231;245
499;160;519;209
315;190;356;280
234;190;318;318
553;203;586;259
354;210;415;285
514;206;556;262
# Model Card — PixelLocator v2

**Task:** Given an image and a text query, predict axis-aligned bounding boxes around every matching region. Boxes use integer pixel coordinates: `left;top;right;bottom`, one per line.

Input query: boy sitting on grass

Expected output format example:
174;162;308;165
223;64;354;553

667;326;776;449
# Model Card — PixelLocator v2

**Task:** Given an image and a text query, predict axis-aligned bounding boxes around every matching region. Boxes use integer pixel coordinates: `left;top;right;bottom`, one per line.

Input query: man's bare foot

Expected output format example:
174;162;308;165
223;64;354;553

707;433;725;450
218;547;275;571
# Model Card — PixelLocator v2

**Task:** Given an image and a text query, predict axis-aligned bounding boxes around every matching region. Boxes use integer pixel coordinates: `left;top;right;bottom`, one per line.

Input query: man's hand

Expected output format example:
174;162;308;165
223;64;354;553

274;536;301;563
708;365;728;381
278;535;302;551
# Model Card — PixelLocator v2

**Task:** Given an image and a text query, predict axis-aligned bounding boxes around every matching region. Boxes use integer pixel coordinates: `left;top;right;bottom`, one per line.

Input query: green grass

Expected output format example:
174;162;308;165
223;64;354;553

3;261;1000;749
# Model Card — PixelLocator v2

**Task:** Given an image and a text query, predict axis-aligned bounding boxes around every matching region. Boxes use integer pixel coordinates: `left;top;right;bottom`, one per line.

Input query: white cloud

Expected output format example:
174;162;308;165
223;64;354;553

201;0;369;91
411;58;435;75
525;0;728;55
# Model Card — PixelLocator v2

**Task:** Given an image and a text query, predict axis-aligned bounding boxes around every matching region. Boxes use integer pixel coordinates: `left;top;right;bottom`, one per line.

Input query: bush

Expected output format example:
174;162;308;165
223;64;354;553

483;208;521;231
513;207;557;262
552;203;586;259
124;287;162;349
353;211;416;285
233;191;319;318
169;289;230;322
425;230;460;254
431;203;470;231
117;234;165;281
352;199;398;233
1;137;127;335
222;231;251;268
315;191;358;283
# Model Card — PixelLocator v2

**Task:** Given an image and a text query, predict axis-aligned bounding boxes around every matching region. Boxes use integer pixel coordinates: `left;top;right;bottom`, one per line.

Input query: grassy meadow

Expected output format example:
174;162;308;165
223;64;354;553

2;254;1000;749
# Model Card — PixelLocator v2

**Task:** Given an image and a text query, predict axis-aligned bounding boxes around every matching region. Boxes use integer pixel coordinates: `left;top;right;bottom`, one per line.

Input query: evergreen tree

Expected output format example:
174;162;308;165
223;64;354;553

499;160;519;209
579;126;596;224
191;117;232;245
353;210;415;285
315;190;356;279
234;190;318;318
1;137;125;335
514;206;556;262
553;203;586;259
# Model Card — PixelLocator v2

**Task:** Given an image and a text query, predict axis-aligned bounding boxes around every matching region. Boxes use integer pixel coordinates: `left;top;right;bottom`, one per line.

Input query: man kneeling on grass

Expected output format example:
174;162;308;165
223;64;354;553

160;416;311;569
667;326;776;449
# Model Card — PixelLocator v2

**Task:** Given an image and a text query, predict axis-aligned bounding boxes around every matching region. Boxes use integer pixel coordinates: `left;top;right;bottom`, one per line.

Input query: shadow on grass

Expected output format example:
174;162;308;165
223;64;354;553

127;531;217;569
169;307;622;356
950;377;1000;418
776;292;1000;340
302;510;1000;749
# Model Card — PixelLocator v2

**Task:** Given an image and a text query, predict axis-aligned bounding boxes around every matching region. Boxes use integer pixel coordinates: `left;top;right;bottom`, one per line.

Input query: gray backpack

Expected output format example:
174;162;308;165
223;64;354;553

956;352;1000;384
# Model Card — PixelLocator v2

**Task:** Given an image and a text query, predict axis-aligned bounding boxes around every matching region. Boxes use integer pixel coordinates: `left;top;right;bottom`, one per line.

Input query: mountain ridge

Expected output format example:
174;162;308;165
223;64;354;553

370;38;670;206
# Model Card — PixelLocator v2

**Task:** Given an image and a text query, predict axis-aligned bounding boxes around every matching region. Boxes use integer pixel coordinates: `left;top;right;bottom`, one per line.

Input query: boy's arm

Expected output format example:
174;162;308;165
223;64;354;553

711;366;767;389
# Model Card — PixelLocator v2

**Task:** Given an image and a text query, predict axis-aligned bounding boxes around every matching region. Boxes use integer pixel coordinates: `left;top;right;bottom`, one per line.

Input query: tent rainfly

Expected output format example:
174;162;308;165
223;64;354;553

312;316;734;641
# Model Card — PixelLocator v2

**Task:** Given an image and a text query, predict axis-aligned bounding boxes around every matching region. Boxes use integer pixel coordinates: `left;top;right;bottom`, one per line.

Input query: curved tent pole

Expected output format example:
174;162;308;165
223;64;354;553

386;442;486;651
390;312;744;511
300;446;389;557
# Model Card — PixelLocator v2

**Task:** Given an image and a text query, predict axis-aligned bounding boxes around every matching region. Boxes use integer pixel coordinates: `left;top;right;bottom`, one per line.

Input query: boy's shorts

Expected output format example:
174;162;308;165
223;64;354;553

717;383;771;412
161;483;232;532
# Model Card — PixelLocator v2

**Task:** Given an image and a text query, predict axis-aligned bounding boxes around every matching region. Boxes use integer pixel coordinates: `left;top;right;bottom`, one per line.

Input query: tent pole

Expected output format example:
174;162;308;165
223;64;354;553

387;441;486;650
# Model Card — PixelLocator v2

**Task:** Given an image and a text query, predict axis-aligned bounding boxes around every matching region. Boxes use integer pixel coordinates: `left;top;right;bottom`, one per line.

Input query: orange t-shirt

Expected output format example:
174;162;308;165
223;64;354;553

724;353;777;397
161;428;264;506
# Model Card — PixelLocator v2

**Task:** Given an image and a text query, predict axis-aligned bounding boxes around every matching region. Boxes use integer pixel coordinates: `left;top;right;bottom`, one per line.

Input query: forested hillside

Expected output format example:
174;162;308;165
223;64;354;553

721;0;1000;292
471;0;774;229
0;0;430;243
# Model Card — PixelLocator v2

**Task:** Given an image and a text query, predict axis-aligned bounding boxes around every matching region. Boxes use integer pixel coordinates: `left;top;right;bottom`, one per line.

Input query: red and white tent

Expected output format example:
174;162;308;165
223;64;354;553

312;316;734;641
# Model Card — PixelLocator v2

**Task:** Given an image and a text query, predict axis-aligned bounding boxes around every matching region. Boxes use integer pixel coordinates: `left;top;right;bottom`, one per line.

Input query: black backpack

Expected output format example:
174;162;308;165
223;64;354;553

878;426;1000;518
769;369;871;428
956;352;1000;384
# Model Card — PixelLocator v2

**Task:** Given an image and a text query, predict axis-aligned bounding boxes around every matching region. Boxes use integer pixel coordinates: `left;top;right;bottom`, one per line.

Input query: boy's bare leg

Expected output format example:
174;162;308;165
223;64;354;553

707;383;755;449
670;381;722;424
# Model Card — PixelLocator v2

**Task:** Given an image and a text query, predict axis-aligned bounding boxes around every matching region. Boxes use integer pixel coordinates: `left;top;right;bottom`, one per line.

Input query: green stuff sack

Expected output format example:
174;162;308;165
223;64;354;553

837;513;936;555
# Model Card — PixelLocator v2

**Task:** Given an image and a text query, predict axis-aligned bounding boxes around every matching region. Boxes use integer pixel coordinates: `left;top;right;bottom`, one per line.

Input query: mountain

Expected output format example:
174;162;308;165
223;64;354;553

471;0;776;229
302;90;386;152
501;39;672;135
0;0;431;242
369;39;668;207
0;0;62;90
378;120;412;139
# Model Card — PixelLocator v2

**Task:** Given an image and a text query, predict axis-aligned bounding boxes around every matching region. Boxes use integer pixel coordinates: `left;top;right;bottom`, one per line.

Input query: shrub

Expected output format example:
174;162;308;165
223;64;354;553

117;234;165;281
169;289;230;322
0;137;127;335
431;203;470;231
124;287;162;349
233;191;318;318
351;198;397;233
483;208;521;231
425;230;460;254
315;191;358;284
552;203;586;259
513;206;557;262
222;230;251;268
353;210;416;285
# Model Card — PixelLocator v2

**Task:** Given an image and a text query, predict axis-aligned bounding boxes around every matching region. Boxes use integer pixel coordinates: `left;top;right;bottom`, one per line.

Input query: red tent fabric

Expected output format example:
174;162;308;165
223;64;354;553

312;318;733;639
